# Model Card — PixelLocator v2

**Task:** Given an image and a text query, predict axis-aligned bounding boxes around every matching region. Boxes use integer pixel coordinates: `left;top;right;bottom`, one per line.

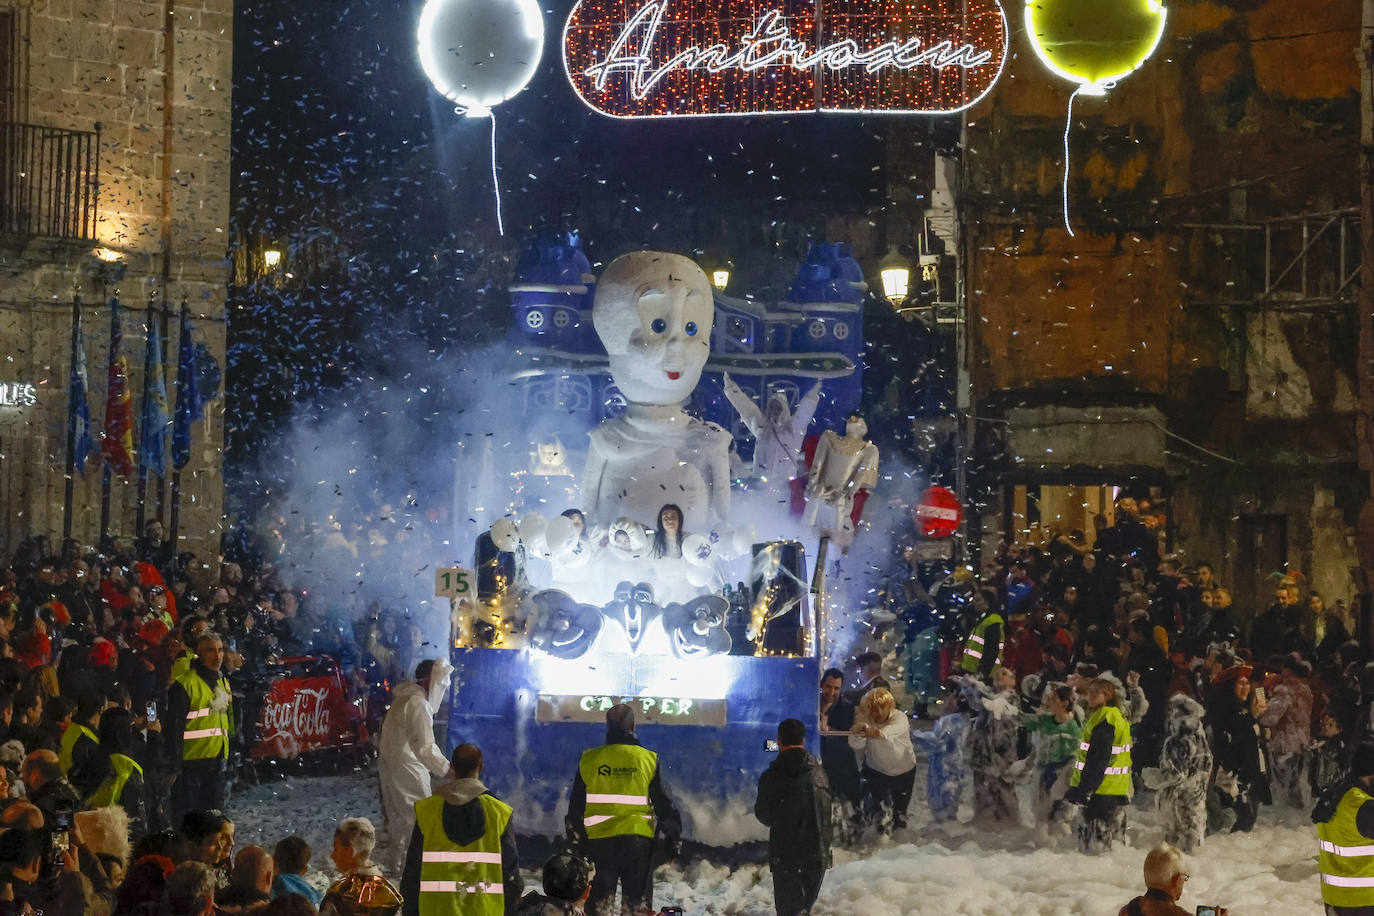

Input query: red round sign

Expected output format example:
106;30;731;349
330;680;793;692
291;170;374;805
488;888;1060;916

913;485;962;538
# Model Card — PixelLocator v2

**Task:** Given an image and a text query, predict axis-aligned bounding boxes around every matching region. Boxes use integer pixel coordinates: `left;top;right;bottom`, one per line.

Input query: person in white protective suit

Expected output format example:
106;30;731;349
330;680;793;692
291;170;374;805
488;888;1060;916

377;656;454;873
722;373;822;489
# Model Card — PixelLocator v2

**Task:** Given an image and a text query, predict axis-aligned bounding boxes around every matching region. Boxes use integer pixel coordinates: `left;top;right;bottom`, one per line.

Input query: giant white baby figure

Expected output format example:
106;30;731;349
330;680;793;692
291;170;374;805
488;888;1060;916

582;251;732;534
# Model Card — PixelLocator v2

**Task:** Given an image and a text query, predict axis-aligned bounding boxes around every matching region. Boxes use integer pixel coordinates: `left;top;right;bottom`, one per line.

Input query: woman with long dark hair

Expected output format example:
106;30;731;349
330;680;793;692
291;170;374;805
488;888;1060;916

649;504;685;560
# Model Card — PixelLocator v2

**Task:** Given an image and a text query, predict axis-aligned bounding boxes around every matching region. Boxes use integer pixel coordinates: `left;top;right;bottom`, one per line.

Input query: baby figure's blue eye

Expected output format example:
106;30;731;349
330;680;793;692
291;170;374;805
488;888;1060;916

684;321;698;336
651;318;667;333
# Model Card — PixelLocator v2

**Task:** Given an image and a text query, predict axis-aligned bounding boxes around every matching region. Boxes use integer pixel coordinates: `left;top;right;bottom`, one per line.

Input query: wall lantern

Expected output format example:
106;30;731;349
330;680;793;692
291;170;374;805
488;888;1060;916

879;248;910;305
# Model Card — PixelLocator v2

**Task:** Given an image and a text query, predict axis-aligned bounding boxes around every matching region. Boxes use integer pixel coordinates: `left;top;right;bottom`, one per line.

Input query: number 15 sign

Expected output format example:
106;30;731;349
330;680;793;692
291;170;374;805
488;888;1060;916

436;567;475;599
564;0;1008;119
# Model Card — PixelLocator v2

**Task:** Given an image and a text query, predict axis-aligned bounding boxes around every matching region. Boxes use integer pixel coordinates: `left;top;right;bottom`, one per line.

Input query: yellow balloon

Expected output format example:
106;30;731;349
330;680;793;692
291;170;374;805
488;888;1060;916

1025;0;1167;94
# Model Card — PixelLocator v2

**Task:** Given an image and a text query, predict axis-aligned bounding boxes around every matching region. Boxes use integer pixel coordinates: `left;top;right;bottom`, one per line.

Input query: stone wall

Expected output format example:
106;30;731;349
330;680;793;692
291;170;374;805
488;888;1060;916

947;0;1365;603
0;0;231;563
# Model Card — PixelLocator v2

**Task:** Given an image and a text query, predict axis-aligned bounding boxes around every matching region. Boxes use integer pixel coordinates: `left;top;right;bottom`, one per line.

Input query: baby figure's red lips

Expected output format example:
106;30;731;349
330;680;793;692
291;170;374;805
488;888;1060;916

666;371;681;380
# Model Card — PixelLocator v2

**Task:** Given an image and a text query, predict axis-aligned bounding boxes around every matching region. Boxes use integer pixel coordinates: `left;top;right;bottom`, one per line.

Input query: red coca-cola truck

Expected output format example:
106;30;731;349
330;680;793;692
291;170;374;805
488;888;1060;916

248;655;371;763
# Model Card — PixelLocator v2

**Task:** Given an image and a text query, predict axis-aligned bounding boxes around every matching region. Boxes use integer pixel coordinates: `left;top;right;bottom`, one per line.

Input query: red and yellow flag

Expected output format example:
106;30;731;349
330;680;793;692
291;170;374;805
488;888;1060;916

101;300;135;476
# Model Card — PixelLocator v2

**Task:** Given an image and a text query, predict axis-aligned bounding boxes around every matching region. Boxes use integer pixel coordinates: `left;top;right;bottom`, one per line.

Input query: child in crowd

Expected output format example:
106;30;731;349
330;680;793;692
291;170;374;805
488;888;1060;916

1142;694;1212;853
1309;712;1348;799
273;835;324;909
1017;681;1082;845
962;666;1022;825
911;690;972;824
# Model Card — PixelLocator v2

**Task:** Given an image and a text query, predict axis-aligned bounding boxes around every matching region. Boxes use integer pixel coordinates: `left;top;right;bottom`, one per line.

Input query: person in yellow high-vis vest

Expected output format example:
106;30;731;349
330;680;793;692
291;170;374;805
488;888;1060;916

958;590;1004;680
89;706;148;837
165;632;233;820
1063;677;1132;855
1314;741;1374;915
59;689;105;799
400;742;521;916
565;704;682;916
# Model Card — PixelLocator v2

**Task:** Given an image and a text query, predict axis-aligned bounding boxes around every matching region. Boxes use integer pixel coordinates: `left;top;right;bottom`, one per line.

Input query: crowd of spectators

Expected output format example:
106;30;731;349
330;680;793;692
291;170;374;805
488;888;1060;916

864;495;1363;852
0;517;434;915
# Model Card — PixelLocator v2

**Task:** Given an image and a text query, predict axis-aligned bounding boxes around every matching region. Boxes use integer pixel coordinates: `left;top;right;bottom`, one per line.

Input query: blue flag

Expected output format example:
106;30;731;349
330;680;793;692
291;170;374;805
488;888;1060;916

138;317;169;477
172;315;203;470
70;318;94;477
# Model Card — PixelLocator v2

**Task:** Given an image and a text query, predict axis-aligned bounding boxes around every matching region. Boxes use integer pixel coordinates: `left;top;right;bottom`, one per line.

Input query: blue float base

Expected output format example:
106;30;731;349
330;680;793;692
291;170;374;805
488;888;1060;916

445;648;820;846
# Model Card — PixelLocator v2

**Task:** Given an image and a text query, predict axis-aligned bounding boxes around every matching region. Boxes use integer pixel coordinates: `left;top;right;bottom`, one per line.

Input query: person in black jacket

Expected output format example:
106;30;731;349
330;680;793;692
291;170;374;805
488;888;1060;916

565;705;682;916
818;669;861;820
400;743;522;916
64;689;107;799
1208;665;1271;833
754;718;832;916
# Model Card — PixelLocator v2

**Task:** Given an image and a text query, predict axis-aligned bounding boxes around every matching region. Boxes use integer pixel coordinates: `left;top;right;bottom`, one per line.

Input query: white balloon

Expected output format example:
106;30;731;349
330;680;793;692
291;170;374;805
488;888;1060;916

728;525;758;559
519;513;549;555
417;0;544;115
544;516;578;558
490;519;520;553
685;565;714;589
681;534;713;569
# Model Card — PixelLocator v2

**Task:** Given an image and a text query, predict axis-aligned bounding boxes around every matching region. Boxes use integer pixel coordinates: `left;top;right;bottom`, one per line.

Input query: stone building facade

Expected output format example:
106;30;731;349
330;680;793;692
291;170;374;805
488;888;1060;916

0;0;230;563
948;1;1364;621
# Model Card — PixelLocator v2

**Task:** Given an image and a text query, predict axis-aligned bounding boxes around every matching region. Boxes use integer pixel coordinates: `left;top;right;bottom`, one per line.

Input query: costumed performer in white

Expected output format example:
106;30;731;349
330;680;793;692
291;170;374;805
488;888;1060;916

581;252;731;533
804;412;880;550
377;656;453;873
722;374;822;491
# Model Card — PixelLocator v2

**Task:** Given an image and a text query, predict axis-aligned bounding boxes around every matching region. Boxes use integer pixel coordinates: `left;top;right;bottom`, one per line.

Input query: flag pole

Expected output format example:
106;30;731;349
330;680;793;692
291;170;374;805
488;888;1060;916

155;296;170;522
135;294;154;536
168;299;187;548
99;297;116;546
63;291;81;541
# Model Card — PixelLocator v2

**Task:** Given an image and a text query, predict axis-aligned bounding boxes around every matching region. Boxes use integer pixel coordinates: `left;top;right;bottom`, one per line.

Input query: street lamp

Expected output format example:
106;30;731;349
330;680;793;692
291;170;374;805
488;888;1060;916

879;247;910;305
711;268;730;291
263;249;283;270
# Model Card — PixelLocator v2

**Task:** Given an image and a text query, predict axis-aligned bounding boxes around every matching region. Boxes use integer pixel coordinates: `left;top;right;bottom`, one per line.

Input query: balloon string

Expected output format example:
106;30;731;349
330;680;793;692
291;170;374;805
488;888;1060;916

1062;85;1083;238
490;112;504;237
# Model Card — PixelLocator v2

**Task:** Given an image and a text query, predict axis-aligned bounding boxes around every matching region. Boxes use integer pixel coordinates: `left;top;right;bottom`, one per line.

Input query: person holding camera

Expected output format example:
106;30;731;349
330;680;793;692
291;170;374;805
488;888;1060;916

754;718;831;916
1117;842;1226;916
565;704;681;916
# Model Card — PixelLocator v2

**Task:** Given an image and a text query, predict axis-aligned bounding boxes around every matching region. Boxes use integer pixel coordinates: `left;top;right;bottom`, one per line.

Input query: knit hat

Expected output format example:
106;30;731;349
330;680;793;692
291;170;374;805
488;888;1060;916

1213;663;1254;685
89;638;117;668
1281;652;1313;678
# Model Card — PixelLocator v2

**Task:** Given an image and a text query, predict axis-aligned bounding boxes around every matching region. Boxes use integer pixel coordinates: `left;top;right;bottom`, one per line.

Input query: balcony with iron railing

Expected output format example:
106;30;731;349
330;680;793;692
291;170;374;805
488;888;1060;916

0;121;99;242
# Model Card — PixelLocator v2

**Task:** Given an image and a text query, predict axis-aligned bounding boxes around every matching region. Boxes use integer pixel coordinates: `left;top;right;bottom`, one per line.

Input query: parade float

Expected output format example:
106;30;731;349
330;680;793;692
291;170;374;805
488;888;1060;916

442;237;878;841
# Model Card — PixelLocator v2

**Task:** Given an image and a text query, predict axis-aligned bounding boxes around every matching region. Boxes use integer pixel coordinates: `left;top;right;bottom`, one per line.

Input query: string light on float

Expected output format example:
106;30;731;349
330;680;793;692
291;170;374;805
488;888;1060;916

1024;0;1167;236
416;0;545;234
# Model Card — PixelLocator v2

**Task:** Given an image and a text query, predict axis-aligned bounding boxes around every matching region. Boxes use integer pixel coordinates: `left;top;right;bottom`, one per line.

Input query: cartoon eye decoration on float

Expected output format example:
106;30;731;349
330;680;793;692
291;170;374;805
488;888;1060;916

1024;0;1167;236
684;321;698;337
651;318;668;333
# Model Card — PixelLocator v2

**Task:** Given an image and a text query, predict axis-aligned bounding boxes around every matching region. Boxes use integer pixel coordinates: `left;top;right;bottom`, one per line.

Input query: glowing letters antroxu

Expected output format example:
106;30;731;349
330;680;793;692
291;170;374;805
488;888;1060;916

564;0;1009;118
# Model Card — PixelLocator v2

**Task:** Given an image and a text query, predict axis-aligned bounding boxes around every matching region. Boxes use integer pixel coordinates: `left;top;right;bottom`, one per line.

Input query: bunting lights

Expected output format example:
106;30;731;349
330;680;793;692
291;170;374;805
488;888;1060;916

564;0;1009;118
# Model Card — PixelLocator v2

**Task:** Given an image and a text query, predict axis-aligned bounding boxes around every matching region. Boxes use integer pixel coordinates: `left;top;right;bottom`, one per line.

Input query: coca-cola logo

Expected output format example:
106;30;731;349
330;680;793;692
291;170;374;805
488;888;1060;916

261;686;334;747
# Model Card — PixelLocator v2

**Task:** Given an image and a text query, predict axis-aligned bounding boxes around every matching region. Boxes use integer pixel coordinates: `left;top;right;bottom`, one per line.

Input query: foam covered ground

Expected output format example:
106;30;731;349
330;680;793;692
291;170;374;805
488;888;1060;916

227;768;1324;914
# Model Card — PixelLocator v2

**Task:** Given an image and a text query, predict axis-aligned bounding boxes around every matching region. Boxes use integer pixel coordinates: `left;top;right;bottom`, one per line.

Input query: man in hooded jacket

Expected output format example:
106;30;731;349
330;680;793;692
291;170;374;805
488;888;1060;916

401;742;521;916
755;717;832;916
380;657;454;874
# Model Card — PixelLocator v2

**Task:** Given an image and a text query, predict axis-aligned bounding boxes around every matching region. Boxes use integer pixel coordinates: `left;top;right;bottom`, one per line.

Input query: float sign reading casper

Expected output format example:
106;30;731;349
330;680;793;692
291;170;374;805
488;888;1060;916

564;0;1008;118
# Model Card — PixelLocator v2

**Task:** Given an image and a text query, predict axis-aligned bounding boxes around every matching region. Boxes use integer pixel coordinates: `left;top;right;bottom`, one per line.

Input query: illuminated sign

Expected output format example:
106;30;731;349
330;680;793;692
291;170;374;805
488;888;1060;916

0;383;37;408
564;0;1008;119
537;693;728;726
